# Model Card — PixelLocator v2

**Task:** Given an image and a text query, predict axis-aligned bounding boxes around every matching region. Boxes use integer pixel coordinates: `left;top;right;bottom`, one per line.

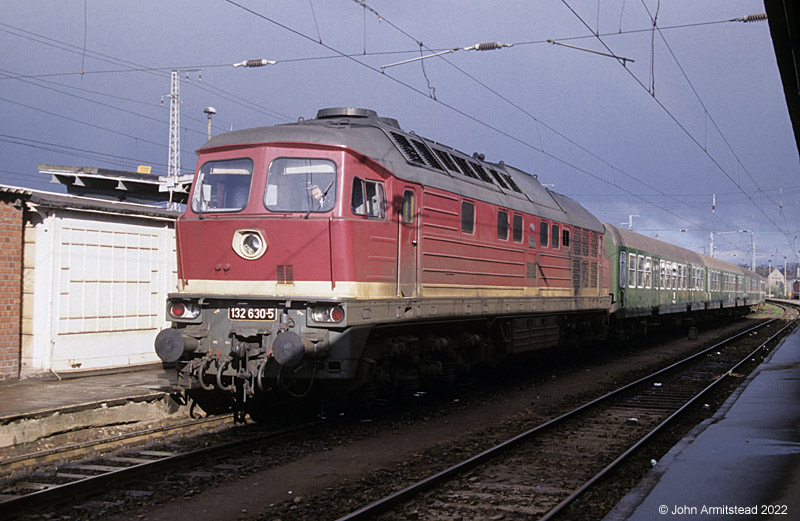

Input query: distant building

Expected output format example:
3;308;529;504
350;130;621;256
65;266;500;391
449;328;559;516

767;268;786;297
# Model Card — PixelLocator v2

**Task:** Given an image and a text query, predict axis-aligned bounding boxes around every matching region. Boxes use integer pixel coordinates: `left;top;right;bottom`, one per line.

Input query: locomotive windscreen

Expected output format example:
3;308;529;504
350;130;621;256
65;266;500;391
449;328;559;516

191;158;254;212
265;158;336;213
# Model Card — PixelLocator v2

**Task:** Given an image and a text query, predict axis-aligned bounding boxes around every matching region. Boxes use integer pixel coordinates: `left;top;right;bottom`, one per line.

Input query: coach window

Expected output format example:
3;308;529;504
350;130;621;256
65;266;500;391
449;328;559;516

620;252;627;288
461;201;475;234
551;224;560;249
540;220;549;248
265;158;336;213
192;157;254;213
628;253;637;289
512;214;523;242
351;177;386;219
497;210;509;240
637;255;645;288
645;257;652;289
659;260;666;289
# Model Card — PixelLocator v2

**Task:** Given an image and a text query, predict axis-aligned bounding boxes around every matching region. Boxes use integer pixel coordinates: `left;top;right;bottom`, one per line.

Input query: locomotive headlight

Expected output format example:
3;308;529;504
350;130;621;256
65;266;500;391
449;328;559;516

168;301;200;320
232;229;267;260
310;305;345;323
242;234;262;256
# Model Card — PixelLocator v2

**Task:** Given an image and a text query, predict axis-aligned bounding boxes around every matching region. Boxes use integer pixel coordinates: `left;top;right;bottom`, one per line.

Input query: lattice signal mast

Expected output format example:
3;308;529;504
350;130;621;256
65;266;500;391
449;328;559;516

167;70;180;179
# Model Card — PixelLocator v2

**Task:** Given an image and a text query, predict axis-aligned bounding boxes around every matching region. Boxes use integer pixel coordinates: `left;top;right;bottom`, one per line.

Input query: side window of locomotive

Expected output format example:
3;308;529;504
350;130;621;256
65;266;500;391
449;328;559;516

265;158;336;213
512;214;523;242
461;201;475;234
540;221;549;248
351;178;386;219
402;190;415;224
551;224;560;249
497;210;509;240
191;157;254;213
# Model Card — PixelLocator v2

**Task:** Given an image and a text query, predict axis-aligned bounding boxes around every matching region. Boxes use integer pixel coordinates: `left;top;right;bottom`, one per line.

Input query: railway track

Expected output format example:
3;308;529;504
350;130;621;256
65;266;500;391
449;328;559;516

0;410;320;521
336;304;798;521
1;306;793;521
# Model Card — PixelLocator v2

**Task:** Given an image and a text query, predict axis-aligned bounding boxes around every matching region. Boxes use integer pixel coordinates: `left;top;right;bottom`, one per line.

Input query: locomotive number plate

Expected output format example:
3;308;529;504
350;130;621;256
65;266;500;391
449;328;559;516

228;306;277;321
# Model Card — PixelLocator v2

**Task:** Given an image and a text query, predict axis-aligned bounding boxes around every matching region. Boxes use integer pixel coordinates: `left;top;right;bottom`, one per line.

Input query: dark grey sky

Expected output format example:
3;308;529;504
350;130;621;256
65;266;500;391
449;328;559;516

1;1;797;267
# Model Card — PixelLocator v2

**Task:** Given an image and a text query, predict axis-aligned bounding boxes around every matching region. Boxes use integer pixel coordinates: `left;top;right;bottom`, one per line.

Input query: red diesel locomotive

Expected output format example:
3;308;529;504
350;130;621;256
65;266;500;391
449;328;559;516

155;107;619;409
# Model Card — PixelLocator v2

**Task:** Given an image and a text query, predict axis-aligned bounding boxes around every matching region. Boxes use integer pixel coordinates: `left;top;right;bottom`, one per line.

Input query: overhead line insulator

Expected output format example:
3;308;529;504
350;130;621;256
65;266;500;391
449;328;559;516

466;42;514;52
735;13;768;23
233;59;277;68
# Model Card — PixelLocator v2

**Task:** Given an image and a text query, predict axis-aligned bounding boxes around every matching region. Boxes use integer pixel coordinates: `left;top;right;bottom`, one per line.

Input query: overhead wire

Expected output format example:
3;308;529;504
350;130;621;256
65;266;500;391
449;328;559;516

350;0;773;256
348;0;723;233
0;133;166;170
1;7;787;258
635;0;798;260
559;0;789;254
0;22;293;124
234;0;704;230
0;95;181;154
216;0;771;250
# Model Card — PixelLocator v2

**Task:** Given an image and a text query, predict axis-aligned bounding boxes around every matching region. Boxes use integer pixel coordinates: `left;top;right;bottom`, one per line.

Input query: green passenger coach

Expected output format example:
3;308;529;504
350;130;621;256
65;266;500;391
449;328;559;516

604;224;764;331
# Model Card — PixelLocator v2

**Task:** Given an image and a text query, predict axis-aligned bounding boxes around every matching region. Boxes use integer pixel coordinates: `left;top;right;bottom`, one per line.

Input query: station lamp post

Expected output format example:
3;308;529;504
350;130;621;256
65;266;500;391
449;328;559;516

203;107;216;141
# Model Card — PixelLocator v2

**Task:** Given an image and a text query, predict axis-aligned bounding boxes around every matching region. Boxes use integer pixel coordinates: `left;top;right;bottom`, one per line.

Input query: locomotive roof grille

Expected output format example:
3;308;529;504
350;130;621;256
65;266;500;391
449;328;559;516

503;173;522;193
489;168;510;189
469;162;494;184
451;155;479;179
387;131;444;172
384;127;524;194
432;148;458;172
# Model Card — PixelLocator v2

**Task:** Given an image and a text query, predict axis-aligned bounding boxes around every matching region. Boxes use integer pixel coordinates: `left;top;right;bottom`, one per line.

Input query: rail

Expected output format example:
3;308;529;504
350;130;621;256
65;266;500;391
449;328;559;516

336;305;797;520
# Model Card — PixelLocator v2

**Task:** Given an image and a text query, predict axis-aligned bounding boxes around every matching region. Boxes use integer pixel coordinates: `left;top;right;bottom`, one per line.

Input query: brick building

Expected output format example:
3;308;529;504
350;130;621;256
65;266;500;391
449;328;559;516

0;195;23;382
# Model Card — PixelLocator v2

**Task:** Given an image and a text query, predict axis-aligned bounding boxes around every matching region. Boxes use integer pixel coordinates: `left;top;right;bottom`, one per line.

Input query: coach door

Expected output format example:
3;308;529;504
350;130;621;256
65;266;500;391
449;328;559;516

398;187;419;297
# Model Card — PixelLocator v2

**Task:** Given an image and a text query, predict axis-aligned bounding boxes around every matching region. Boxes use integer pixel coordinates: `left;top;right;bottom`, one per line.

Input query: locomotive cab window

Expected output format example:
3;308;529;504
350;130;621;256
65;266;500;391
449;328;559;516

461;201;475;234
191;157;254;213
351;178;386;219
265;158;336;213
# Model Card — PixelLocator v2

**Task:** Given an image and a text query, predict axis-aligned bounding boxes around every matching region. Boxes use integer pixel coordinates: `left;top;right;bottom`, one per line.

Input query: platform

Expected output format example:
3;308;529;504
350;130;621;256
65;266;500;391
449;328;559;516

0;365;177;448
605;323;800;520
